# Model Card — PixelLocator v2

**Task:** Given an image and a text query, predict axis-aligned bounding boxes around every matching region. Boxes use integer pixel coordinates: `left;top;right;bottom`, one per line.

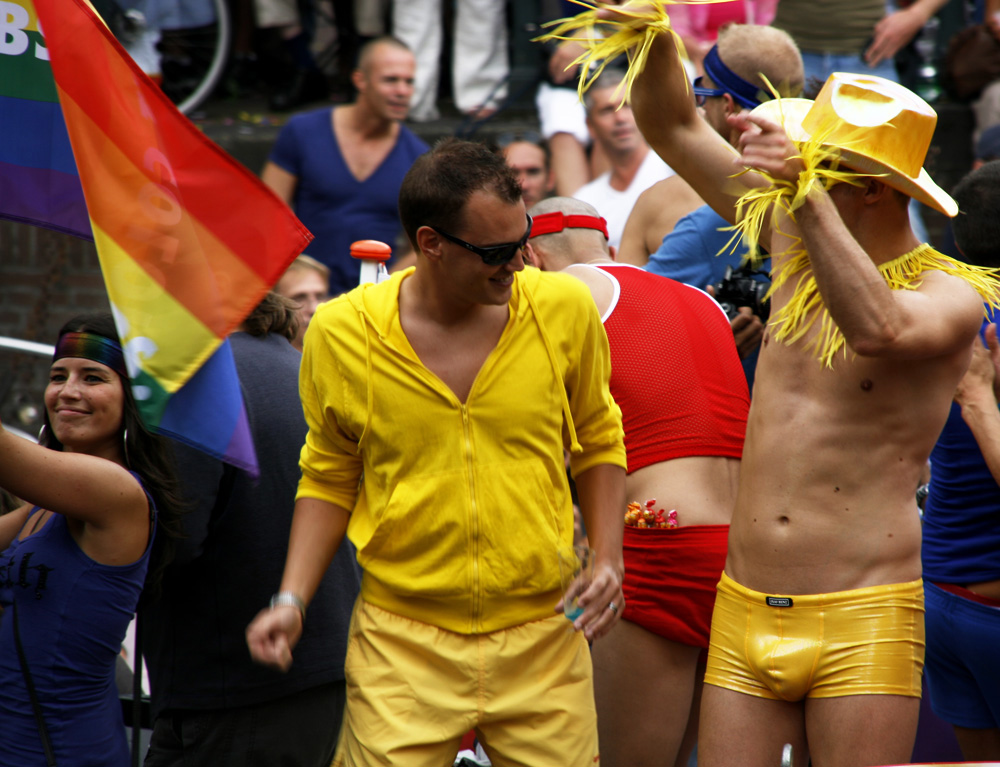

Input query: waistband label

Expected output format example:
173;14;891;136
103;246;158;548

766;596;793;607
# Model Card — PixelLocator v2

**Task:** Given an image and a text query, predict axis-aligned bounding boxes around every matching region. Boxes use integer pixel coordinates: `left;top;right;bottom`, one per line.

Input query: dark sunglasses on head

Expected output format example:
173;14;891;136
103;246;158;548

693;76;726;107
431;214;533;266
496;130;543;149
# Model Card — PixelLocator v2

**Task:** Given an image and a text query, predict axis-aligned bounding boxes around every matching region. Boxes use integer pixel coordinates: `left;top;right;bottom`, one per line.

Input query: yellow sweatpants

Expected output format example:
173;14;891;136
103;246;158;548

334;599;601;766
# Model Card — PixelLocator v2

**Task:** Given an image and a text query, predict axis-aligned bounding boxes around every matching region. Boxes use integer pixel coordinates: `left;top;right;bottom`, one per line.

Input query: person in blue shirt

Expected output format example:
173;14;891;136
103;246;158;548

641;24;803;393
0;313;184;767
922;159;1000;762
262;36;428;296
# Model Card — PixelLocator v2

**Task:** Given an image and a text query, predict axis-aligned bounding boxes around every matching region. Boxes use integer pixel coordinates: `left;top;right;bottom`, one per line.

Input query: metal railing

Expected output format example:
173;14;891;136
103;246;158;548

0;336;54;357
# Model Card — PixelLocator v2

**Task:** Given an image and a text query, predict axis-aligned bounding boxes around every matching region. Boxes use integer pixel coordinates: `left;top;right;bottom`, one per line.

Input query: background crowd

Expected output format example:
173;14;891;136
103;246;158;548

3;1;1000;766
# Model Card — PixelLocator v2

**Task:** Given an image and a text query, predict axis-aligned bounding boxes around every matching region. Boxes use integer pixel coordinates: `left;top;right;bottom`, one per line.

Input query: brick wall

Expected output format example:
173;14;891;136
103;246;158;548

0;221;107;434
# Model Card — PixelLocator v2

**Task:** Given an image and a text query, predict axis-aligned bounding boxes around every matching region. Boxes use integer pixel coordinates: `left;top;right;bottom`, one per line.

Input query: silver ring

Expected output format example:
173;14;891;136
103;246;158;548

608;601;618;615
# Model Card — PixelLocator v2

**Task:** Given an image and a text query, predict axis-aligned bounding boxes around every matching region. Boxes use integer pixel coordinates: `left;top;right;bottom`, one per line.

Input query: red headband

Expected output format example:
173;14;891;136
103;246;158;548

528;212;609;241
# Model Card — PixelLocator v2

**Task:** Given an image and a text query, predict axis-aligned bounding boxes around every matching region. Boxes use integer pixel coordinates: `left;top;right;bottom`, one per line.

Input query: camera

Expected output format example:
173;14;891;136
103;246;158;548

713;264;771;322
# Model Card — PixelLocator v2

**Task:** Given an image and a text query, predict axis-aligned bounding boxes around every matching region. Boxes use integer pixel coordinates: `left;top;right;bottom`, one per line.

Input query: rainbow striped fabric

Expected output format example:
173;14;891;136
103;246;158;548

4;0;313;474
0;1;89;238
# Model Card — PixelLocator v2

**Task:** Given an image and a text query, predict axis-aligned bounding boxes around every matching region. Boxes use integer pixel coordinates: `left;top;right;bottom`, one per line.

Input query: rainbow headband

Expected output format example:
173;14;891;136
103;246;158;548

53;332;129;379
528;212;609;240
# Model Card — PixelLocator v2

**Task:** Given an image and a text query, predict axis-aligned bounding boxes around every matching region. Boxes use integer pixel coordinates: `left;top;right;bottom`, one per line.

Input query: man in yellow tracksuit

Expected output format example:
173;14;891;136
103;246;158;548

248;138;627;766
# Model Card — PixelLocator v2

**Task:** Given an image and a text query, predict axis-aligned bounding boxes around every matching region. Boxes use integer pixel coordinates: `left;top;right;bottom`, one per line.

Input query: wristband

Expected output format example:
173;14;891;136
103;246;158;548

269;591;306;622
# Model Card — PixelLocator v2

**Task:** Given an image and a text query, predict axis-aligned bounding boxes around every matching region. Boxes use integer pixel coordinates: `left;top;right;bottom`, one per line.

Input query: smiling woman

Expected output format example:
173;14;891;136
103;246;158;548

0;313;185;767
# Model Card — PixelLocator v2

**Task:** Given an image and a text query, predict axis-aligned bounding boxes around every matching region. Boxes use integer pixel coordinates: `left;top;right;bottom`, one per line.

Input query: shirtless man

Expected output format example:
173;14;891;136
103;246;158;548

573;68;675;249
616;175;702;266
596;5;1000;766
527;196;749;767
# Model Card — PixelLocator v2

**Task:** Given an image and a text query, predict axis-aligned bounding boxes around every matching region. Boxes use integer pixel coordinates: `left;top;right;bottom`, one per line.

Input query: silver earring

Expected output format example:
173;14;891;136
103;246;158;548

122;428;131;468
37;424;48;445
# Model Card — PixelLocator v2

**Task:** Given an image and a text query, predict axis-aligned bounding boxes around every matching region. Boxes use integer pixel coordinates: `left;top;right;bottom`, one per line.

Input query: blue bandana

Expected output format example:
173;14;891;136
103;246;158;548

702;45;765;110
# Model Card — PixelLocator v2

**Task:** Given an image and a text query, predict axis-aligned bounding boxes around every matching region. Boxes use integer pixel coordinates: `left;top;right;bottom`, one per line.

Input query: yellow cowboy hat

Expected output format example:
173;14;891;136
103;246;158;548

750;72;957;217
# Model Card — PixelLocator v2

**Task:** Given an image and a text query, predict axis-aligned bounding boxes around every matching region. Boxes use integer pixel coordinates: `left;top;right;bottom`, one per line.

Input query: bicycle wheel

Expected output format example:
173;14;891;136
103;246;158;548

158;0;232;114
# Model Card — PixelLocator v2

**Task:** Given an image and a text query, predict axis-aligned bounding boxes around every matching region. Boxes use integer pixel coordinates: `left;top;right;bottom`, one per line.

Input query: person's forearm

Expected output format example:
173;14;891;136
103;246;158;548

278;496;351;606
793;187;903;355
960;397;1000;483
574;463;625;573
630;30;697;166
906;0;950;23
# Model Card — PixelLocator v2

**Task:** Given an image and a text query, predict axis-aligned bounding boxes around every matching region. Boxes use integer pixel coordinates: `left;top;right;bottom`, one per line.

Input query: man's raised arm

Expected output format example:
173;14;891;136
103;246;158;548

596;4;764;224
735;109;982;360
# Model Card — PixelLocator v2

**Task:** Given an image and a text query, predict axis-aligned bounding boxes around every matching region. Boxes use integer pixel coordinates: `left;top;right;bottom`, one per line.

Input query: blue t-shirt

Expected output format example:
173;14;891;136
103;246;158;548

0;490;155;766
645;205;770;392
269;108;429;296
922;312;1000;583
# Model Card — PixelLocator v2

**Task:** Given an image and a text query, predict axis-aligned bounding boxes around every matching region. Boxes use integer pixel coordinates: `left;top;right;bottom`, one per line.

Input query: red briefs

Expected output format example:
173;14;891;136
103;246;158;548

622;524;729;647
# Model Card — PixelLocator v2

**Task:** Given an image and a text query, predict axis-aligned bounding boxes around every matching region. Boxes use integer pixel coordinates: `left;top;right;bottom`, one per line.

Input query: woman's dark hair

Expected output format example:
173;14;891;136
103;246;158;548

952;160;1000;269
240;291;299;341
43;312;185;601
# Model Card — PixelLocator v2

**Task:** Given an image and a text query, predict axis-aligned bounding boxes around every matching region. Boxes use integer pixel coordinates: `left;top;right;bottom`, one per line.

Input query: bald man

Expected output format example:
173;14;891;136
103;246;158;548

528;196;749;767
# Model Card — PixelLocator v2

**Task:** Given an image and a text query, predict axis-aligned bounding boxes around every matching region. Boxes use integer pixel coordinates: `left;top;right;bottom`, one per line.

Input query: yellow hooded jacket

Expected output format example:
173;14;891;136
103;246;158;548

297;267;626;634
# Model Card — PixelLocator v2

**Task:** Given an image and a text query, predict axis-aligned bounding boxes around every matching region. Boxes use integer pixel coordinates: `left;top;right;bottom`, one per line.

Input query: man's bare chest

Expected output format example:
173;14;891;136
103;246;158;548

337;134;396;182
404;317;508;404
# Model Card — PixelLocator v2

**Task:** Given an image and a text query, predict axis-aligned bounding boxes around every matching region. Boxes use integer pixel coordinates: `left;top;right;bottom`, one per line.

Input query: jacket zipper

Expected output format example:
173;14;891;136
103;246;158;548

462;404;480;632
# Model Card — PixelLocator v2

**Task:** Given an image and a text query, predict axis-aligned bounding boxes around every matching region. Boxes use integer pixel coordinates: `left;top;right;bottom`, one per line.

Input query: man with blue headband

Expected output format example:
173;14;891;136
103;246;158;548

620;24;803;268
622;23;803;391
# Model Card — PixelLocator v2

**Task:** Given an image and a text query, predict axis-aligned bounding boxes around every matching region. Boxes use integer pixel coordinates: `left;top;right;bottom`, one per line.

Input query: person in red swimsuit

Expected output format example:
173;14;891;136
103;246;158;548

526;196;749;767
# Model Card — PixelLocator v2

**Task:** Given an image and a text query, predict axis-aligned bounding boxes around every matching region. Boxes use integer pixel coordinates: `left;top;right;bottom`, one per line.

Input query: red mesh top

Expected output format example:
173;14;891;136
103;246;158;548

595;264;749;473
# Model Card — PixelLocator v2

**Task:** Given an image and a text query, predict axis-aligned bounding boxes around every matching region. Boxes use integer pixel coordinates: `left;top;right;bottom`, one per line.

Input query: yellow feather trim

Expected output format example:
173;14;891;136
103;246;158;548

724;94;871;269
718;96;1000;366
767;244;1000;368
534;0;724;106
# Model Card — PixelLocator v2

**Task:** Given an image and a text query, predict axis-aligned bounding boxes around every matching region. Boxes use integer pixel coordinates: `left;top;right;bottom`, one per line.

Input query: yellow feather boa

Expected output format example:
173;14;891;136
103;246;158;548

766;243;1000;368
535;0;720;105
535;3;1000;367
725;100;1000;367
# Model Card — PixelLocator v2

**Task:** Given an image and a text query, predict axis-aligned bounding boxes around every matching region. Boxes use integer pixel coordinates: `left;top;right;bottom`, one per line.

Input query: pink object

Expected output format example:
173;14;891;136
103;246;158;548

670;0;778;45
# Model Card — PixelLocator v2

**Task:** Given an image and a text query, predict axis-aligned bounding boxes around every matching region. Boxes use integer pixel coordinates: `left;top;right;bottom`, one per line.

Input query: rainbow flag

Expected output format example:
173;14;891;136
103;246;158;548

7;0;313;474
0;2;89;239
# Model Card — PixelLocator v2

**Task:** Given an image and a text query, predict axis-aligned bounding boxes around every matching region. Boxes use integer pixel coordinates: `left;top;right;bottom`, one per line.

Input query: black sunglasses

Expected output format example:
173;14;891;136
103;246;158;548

431;214;533;266
693;76;726;107
496;130;543;149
